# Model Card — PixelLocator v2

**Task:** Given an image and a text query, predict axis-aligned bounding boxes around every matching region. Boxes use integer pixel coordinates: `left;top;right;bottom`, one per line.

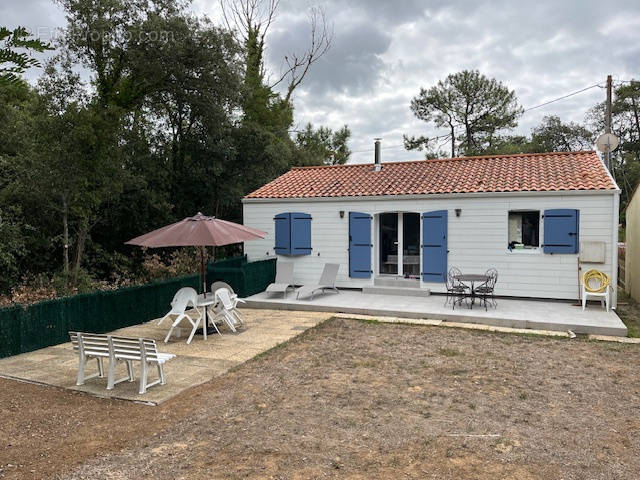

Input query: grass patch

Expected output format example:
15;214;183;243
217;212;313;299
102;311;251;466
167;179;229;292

437;347;463;357
616;291;640;337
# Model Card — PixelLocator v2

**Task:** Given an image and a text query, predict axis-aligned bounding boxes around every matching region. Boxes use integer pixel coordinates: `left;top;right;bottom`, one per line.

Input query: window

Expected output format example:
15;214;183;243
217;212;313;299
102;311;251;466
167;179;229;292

274;212;312;256
508;211;540;249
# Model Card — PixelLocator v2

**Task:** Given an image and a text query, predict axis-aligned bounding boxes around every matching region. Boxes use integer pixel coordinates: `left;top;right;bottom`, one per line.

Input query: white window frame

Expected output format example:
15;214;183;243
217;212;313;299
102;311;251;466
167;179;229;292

507;209;543;254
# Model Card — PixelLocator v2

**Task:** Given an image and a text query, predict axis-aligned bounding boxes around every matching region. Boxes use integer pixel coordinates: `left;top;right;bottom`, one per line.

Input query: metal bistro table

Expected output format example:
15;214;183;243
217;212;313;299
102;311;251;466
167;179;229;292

453;274;490;309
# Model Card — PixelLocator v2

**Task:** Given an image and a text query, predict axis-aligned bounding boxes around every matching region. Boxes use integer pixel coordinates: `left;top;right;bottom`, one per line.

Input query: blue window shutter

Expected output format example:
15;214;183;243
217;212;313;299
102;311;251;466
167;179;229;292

349;212;372;278
274;213;291;255
290;212;312;255
421;210;448;283
543;209;579;254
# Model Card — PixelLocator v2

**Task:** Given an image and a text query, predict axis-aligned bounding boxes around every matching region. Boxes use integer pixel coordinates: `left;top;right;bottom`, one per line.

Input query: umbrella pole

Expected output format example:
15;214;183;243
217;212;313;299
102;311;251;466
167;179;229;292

201;246;206;297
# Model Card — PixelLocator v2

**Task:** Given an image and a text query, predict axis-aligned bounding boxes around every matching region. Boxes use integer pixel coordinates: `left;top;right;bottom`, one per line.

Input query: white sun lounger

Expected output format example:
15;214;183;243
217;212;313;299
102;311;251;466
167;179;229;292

265;262;295;298
296;263;340;300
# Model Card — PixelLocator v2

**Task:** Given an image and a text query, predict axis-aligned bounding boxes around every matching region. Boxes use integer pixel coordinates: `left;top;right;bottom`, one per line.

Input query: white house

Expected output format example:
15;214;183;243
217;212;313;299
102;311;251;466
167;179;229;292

242;150;620;306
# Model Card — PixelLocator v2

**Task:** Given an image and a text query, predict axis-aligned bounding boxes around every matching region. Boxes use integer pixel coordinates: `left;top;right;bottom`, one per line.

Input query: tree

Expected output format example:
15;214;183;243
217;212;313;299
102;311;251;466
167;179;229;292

28;57;124;284
129;14;244;216
0;26;52;85
475;135;532;156
530;115;594;152
220;0;332;103
588;80;640;210
56;0;185;108
294;123;351;165
479;116;595;156
404;70;522;157
0;206;26;291
0;0;337;296
218;0;333;220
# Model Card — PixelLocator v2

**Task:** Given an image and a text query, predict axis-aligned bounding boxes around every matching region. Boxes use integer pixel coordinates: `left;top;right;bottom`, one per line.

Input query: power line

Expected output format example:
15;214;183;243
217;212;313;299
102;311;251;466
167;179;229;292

350;81;608;154
522;82;603;113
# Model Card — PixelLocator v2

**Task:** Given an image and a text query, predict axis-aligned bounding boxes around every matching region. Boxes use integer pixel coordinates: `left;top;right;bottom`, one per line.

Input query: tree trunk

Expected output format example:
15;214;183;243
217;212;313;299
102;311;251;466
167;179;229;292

62;197;69;276
72;217;90;286
450;124;455;157
631;96;640;143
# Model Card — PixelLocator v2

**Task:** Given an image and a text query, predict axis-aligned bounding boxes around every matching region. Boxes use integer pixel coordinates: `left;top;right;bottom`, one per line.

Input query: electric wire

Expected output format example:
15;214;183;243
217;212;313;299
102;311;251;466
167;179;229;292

351;81;608;154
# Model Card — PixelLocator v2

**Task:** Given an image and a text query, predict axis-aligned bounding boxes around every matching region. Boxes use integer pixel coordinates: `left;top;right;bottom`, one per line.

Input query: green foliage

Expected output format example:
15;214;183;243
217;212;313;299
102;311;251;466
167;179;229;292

294;123;352;166
588;80;640;210
0;26;52;85
405;70;522;157
57;0;186;107
0;0;342;296
0;206;26;291
530;115;594;152
481;116;594;156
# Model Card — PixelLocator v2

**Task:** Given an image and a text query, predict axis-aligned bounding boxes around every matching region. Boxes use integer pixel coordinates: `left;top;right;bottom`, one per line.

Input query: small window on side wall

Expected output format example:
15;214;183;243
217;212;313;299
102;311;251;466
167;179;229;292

508;211;540;250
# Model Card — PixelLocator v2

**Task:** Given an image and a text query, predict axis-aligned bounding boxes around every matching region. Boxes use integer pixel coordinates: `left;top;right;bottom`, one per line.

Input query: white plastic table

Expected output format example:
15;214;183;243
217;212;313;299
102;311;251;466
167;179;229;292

196;293;218;340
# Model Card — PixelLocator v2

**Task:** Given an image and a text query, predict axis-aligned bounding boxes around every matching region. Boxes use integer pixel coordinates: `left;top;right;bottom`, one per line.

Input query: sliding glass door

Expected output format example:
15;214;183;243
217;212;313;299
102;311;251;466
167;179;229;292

402;213;420;278
378;212;420;277
379;213;398;274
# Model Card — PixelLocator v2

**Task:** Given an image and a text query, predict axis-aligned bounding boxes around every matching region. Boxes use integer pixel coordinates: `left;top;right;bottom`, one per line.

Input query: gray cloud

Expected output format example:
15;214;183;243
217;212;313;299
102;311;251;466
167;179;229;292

266;14;392;95
4;0;640;163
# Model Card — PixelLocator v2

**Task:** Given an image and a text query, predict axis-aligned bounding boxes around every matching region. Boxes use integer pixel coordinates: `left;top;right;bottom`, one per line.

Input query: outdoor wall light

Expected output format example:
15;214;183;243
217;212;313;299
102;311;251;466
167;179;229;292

455;208;462;217
339;210;345;218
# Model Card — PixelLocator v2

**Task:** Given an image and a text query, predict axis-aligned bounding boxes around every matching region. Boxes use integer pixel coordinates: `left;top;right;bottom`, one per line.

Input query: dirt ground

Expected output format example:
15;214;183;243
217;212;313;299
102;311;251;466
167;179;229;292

2;317;640;480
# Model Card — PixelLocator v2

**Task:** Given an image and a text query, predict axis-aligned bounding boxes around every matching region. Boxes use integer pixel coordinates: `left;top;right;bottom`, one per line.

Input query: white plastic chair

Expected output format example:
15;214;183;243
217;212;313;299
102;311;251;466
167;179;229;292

581;278;610;312
160;287;204;344
214;288;246;333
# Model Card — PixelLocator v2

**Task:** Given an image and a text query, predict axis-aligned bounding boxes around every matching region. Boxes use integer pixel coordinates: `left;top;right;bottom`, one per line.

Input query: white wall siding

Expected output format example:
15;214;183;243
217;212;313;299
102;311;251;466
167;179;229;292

243;192;617;302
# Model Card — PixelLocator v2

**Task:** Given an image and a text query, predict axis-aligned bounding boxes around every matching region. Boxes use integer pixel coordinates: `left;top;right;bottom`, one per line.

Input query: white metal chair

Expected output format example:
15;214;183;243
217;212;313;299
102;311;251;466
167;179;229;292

581;271;611;312
214;287;246;332
160;287;204;344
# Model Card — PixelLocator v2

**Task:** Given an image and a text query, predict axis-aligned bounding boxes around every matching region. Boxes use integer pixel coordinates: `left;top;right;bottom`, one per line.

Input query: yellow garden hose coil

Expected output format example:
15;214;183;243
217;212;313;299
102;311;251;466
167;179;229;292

582;269;610;293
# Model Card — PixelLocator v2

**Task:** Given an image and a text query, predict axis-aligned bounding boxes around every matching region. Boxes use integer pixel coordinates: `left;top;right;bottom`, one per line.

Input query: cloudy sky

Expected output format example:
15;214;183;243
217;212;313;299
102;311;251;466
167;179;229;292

4;0;640;163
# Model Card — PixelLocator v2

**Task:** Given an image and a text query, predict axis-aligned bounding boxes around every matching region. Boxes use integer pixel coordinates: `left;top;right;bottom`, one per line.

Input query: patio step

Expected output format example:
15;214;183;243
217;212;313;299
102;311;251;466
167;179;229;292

374;277;421;288
362;286;431;297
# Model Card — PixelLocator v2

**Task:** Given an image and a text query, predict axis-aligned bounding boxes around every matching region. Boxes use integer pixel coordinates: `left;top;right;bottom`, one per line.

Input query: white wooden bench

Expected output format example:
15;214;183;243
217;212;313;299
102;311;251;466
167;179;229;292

69;332;176;394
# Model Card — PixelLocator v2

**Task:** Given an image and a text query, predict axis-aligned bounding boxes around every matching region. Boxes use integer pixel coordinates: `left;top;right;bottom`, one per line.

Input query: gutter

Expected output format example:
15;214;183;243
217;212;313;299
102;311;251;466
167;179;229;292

242;189;620;204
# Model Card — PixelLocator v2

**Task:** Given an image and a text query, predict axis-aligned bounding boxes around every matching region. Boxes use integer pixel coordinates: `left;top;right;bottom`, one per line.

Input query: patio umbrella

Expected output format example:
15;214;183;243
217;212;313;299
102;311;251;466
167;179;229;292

126;212;266;297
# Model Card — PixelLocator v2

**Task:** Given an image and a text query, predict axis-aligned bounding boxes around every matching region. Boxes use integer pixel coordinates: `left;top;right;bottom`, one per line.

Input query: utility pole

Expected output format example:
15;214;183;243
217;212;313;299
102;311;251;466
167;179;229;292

605;74;612;170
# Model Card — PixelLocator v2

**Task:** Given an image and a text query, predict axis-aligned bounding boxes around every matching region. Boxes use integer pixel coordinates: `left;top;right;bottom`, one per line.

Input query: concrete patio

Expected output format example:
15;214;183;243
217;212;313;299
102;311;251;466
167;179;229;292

0;309;328;405
245;290;628;337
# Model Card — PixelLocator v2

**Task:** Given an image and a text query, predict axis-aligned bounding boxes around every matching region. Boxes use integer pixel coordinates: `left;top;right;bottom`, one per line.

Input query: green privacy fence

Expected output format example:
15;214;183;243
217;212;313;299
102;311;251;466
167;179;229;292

0;256;276;359
207;256;276;298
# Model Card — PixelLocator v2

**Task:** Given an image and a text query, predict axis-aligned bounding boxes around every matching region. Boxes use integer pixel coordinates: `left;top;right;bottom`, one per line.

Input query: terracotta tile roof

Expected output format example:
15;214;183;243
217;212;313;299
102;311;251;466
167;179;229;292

244;151;616;199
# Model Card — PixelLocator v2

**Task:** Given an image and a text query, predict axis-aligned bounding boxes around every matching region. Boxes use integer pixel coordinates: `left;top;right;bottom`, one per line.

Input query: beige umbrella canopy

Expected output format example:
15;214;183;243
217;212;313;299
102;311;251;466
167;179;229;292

126;213;266;296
